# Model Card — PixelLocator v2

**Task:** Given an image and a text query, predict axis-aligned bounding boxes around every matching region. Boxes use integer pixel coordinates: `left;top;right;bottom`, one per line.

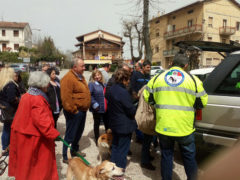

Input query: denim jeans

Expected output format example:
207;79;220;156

62;110;86;160
110;133;132;169
1;122;11;150
158;133;197;180
141;133;153;164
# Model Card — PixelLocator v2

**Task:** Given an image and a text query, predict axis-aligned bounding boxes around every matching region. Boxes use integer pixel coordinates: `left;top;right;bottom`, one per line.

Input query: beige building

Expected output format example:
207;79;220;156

73;29;124;66
150;0;240;68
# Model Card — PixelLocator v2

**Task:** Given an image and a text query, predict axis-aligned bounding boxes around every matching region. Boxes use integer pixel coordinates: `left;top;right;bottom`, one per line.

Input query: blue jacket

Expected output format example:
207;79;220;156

106;83;137;135
131;71;150;93
88;81;106;113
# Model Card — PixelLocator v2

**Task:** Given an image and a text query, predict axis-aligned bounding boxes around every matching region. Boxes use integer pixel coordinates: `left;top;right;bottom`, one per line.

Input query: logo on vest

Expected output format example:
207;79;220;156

165;69;184;87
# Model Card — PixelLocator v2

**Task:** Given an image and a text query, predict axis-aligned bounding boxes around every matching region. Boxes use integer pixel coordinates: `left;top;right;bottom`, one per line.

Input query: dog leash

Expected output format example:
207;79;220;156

57;136;91;166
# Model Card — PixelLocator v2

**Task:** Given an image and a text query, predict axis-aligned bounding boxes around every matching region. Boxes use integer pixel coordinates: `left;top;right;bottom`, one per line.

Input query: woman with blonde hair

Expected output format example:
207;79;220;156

88;69;108;144
0;67;20;153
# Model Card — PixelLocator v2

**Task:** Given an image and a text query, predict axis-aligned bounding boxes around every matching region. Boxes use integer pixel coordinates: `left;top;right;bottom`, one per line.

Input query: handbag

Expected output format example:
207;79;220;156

0;104;15;123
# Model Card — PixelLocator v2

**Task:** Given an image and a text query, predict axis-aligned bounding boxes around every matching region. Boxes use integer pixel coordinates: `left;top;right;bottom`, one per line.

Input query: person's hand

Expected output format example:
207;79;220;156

94;107;100;112
55;136;61;141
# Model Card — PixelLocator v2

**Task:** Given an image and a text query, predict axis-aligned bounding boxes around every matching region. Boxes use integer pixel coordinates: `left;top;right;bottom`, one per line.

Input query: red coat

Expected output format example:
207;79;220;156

8;93;60;180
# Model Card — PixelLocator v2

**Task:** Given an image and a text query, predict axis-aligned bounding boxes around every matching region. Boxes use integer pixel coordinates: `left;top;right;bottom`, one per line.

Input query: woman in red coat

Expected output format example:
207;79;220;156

8;71;60;180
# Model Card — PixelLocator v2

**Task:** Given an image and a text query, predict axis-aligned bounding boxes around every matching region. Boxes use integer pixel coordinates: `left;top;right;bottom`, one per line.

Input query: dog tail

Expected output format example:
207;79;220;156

67;147;72;160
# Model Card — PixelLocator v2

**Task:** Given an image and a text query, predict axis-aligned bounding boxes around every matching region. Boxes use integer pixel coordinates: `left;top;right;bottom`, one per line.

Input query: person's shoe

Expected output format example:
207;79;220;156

149;155;154;161
135;138;143;144
140;163;156;171
62;159;68;164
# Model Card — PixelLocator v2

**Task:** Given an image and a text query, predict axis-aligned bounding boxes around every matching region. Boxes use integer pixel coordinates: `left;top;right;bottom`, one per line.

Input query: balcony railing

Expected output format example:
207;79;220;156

163;49;179;57
219;26;236;36
164;24;203;39
0;37;9;42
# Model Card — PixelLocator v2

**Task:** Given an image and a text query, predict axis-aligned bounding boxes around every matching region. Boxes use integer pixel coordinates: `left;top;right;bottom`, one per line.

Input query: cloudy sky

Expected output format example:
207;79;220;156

1;0;238;58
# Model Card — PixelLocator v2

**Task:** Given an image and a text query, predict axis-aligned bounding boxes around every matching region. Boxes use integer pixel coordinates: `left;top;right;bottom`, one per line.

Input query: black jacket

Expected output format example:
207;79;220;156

46;83;62;114
106;83;137;135
0;82;21;115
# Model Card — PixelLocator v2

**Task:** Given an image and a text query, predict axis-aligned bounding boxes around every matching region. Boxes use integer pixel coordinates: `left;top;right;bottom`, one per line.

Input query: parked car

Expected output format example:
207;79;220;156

190;67;214;82
10;63;28;72
150;66;163;77
175;41;240;147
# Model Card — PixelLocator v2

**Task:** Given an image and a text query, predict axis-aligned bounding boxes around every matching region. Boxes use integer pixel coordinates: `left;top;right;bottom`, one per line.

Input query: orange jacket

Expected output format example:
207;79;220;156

61;70;91;113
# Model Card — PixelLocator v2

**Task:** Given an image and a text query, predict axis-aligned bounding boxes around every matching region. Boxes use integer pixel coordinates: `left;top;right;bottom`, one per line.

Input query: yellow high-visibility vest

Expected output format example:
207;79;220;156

143;66;208;137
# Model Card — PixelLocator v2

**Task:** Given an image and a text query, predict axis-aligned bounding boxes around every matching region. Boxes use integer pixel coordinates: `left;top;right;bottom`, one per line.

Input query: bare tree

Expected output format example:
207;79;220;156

123;19;143;63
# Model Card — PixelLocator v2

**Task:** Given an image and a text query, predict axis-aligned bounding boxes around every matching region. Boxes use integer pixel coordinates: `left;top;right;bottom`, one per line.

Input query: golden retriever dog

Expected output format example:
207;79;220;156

66;148;124;180
97;129;113;163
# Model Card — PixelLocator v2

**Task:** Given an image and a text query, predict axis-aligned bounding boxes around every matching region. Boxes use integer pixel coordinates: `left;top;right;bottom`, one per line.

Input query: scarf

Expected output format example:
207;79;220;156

27;87;49;103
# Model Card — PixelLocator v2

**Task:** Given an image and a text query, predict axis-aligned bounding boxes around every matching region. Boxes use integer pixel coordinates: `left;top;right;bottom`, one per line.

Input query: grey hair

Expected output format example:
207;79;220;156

28;71;50;88
71;57;82;68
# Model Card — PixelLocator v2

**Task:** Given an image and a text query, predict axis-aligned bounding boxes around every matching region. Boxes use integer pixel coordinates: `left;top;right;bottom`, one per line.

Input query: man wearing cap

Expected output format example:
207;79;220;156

143;53;208;180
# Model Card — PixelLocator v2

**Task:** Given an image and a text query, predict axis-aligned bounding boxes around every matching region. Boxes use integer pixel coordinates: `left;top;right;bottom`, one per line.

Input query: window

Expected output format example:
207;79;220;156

188;20;193;27
155;19;160;24
187;9;194;14
208;37;213;41
206;58;212;65
236;22;240;31
215;63;240;95
14;44;19;50
223;19;227;27
13;30;19;37
172;16;176;19
172;25;176;32
102;52;108;56
213;58;220;61
222;38;226;43
155;46;159;53
2;30;5;36
2;43;6;51
208;17;213;27
156;29;160;37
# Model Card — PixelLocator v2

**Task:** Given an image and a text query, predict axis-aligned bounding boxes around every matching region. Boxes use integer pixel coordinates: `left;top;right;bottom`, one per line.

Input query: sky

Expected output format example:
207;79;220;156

1;0;238;58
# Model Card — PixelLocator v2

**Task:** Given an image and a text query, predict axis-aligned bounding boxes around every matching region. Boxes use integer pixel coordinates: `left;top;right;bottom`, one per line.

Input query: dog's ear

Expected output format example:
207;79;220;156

99;168;106;174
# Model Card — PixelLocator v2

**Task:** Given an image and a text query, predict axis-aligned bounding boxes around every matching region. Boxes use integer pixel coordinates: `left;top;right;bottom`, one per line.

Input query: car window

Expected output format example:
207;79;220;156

215;63;240;95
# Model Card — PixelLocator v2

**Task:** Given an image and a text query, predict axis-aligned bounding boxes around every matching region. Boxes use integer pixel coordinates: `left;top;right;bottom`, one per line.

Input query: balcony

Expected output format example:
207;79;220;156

164;24;203;40
163;49;179;57
219;26;236;36
0;37;9;42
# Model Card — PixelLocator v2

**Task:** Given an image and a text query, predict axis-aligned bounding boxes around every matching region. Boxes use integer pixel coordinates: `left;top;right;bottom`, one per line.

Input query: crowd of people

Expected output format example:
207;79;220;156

0;53;209;180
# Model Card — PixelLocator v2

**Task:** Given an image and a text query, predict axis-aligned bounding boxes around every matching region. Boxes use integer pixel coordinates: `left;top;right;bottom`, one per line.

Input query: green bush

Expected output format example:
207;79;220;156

21;72;29;89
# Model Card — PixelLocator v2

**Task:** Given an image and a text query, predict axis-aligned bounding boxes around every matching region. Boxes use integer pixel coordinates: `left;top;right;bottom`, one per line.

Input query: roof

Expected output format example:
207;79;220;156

76;29;122;41
75;36;124;47
150;0;240;22
0;21;29;29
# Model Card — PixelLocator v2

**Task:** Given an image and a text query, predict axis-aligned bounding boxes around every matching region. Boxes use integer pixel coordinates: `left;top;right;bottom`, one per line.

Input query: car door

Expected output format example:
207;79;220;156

196;62;240;141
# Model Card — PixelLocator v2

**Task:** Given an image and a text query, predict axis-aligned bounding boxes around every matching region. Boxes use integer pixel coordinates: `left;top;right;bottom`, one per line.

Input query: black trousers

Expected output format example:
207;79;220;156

92;112;108;142
53;113;60;128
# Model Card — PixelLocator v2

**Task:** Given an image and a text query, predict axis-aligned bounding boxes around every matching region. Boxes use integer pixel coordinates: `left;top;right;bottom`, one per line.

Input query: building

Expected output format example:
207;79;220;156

73;29;124;66
149;0;240;68
0;21;32;52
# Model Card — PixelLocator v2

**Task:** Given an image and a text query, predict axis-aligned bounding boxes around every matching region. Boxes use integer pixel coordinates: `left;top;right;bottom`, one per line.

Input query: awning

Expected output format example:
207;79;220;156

83;60;112;64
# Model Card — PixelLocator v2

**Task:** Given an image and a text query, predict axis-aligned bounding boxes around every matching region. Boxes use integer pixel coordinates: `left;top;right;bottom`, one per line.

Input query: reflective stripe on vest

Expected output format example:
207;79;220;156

145;86;206;97
154;104;195;112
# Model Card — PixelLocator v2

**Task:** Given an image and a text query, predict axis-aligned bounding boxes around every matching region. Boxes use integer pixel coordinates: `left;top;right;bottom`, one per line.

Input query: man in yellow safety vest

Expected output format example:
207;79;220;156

144;53;208;180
